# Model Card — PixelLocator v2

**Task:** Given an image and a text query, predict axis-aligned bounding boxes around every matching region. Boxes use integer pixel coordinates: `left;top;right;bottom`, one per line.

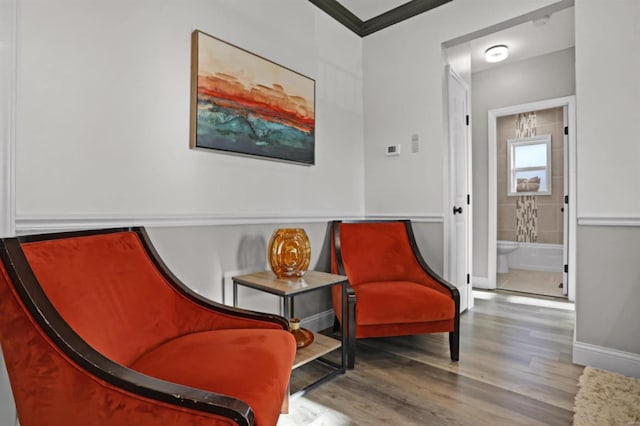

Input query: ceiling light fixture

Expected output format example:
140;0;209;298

485;45;509;63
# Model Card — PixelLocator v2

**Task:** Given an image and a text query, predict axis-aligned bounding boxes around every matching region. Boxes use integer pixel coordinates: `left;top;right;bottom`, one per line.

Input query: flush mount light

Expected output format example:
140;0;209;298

485;45;509;63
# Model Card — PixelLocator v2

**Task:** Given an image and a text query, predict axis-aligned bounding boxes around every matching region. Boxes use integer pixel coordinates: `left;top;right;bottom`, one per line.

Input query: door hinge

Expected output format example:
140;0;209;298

564;264;569;274
564;195;569;204
466;115;469;126
467;194;471;205
564;126;568;135
466;274;470;284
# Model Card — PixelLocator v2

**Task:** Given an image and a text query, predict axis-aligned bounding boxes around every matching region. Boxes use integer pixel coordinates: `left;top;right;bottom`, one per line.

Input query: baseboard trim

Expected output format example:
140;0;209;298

300;309;335;333
573;341;640;378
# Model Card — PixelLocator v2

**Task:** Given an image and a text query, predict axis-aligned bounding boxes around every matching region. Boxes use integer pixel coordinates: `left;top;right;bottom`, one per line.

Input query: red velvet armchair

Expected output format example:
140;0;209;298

331;220;460;368
0;228;295;426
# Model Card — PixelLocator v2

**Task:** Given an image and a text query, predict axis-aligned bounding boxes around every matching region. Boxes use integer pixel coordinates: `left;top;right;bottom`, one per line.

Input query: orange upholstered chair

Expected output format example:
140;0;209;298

331;220;459;368
0;228;295;426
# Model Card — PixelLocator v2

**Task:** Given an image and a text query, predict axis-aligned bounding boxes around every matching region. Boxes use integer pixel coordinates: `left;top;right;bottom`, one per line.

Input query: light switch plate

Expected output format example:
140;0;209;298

386;144;401;156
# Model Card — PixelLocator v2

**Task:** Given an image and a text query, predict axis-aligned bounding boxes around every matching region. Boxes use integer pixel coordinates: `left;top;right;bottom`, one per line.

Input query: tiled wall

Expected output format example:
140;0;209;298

497;107;565;244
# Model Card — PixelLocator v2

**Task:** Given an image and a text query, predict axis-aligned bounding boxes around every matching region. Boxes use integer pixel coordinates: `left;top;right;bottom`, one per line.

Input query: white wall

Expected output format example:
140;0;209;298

573;0;640;376
362;0;558;218
575;1;640;218
0;0;16;239
0;0;18;421
471;47;575;278
5;0;365;420
16;0;364;220
6;0;639;406
360;0;640;375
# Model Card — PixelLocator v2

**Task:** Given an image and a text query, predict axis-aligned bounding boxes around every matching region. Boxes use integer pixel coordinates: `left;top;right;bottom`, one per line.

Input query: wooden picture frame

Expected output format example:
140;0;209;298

190;30;315;165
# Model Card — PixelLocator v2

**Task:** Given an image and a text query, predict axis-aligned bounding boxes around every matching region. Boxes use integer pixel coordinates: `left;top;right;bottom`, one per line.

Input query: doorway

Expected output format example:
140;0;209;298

488;96;576;301
494;105;567;297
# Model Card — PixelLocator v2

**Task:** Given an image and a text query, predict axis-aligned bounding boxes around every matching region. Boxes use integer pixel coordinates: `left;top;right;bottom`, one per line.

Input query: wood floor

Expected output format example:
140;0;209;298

280;290;583;426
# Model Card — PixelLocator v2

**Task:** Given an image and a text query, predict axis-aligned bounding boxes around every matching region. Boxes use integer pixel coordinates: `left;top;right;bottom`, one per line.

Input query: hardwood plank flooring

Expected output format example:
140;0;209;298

279;290;583;425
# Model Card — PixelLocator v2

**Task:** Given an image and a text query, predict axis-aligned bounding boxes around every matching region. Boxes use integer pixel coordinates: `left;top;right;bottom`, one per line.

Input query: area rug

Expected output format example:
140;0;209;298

573;366;640;425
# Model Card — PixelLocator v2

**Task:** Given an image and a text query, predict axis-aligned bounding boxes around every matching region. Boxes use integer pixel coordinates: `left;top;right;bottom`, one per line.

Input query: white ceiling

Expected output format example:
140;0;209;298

338;0;411;21
470;6;575;73
336;1;574;75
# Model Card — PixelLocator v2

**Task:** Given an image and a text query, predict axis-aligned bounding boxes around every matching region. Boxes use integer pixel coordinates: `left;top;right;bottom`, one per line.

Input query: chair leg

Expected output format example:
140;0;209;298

335;311;355;369
347;336;355;369
449;330;459;362
347;291;356;369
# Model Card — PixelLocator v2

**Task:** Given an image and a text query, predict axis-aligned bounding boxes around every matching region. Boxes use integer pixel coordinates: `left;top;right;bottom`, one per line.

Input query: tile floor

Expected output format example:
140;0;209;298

497;268;566;298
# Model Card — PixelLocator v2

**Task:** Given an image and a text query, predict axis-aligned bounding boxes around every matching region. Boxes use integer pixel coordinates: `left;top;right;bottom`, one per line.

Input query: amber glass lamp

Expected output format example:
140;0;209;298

267;228;311;278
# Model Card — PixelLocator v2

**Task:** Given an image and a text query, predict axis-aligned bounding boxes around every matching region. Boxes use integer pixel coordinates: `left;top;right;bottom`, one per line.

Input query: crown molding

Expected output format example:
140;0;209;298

308;0;361;35
361;0;452;36
308;0;452;37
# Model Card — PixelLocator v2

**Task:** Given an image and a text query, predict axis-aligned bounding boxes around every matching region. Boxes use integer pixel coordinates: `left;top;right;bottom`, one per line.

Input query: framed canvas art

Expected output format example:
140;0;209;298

190;30;315;165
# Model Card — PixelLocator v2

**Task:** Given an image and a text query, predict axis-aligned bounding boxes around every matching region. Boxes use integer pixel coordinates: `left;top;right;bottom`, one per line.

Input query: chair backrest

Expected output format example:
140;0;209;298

332;221;434;286
5;230;218;366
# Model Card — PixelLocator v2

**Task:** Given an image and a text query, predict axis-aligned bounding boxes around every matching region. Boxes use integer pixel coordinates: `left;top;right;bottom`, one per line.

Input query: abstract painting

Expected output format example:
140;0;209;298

190;30;315;165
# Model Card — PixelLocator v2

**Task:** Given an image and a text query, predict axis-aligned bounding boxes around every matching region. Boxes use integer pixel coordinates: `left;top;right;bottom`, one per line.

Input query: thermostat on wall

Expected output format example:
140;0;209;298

386;144;401;156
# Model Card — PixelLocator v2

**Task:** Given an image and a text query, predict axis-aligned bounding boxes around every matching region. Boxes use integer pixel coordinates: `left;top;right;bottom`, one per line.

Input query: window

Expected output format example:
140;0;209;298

507;134;552;196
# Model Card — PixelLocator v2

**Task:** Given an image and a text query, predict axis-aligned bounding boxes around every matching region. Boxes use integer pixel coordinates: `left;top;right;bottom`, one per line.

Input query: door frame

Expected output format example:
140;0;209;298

487;95;576;301
445;66;473;311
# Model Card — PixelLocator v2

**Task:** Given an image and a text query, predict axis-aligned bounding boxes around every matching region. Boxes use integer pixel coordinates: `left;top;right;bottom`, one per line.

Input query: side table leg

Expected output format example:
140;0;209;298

233;282;238;308
283;295;291;321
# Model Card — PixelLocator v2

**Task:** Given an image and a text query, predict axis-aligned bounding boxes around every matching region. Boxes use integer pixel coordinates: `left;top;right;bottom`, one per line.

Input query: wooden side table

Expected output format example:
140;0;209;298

232;270;356;394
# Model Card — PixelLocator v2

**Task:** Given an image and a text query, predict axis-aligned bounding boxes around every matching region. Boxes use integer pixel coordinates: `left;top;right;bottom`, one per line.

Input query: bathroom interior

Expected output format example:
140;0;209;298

496;106;566;298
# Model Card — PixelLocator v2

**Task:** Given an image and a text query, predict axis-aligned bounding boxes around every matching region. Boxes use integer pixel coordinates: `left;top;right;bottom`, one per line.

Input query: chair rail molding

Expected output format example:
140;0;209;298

15;214;366;234
16;213;446;234
363;214;444;223
577;216;640;227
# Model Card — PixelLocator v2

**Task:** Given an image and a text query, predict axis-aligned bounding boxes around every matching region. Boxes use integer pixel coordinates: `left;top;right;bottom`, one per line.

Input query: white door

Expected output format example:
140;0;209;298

447;68;472;312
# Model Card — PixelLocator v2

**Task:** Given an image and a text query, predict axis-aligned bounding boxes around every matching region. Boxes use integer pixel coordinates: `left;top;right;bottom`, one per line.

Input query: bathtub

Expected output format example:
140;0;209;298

499;241;564;273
